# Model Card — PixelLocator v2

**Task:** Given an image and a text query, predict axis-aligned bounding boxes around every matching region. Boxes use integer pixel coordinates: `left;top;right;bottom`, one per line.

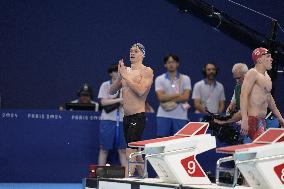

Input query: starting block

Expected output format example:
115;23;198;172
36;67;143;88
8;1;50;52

95;124;284;189
216;128;284;188
128;122;216;185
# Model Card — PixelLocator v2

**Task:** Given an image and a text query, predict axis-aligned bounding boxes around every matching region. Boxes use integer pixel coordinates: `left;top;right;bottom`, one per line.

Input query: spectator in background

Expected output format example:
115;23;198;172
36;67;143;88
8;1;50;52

97;64;127;168
155;54;191;137
213;63;250;144
59;83;99;111
192;62;225;113
71;83;97;104
215;63;249;124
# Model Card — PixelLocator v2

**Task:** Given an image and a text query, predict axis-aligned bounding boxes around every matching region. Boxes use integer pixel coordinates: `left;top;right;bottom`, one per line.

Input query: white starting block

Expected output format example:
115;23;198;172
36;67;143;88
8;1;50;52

128;122;216;185
216;128;284;189
94;125;284;189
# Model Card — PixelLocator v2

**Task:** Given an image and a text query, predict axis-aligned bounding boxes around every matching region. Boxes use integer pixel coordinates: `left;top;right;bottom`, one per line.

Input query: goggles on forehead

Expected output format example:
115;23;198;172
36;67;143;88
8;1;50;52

261;51;270;56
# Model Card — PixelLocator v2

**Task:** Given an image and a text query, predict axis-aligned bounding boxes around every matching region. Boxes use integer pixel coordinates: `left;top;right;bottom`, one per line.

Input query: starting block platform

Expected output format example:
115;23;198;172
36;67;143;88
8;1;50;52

85;122;284;189
216;128;284;189
128;122;212;183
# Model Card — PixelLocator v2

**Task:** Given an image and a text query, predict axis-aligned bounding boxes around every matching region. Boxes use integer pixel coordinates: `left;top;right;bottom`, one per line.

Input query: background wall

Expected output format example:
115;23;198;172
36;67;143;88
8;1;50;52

0;0;283;112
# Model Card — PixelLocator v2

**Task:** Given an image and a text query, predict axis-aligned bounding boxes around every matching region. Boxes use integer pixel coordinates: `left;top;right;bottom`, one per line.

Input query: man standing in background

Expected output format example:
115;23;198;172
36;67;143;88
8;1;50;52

214;63;248;124
155;54;191;137
97;64;127;168
192;62;225;113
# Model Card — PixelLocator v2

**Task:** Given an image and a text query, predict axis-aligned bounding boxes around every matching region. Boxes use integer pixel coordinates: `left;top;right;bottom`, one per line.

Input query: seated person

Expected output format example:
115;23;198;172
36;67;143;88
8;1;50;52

61;83;99;111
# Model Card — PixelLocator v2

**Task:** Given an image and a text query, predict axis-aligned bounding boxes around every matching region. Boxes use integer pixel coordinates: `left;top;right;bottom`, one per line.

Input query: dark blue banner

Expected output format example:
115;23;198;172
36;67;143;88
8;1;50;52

0;110;158;182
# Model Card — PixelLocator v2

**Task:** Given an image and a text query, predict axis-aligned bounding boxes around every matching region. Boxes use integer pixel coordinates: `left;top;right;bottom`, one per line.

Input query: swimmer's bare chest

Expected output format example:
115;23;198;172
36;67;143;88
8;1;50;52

250;73;272;107
255;73;272;94
122;69;142;91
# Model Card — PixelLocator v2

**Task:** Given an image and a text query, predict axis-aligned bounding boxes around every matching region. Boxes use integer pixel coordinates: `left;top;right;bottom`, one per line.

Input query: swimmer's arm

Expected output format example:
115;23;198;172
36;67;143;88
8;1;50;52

124;68;154;97
194;98;206;113
218;100;225;113
268;94;283;120
240;70;257;121
156;91;180;102
174;89;190;103
109;78;122;95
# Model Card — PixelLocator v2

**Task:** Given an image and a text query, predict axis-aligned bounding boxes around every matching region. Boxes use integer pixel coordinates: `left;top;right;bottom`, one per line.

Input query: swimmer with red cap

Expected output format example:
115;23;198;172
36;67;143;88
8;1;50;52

240;47;284;140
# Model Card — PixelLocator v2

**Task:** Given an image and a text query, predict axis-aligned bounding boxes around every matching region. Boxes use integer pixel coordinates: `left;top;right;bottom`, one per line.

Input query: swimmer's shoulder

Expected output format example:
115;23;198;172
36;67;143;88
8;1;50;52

142;66;154;77
245;68;259;81
247;68;258;76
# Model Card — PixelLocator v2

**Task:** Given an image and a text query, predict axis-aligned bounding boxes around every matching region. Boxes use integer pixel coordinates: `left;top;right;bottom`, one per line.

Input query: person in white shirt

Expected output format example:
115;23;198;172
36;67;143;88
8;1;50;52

97;64;127;168
192;62;225;113
155;54;191;137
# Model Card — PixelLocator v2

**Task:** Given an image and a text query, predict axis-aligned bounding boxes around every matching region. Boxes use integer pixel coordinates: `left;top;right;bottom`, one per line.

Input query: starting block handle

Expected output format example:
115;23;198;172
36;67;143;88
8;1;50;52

128;150;147;178
129;150;144;159
235;154;284;165
145;147;195;158
216;156;239;187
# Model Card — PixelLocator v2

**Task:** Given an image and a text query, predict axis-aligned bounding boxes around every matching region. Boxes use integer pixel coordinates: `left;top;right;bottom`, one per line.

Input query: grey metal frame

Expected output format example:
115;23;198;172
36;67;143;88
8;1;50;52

128;147;196;178
216;156;239;187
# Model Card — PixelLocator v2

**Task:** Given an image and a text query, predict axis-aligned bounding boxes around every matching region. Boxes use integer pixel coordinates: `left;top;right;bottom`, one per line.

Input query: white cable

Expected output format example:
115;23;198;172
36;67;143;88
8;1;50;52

225;0;284;34
226;0;276;20
277;23;284;33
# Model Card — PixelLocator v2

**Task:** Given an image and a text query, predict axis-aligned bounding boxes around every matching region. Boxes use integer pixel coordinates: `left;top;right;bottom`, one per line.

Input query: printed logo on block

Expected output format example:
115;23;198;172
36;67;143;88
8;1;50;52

274;163;284;184
180;155;205;177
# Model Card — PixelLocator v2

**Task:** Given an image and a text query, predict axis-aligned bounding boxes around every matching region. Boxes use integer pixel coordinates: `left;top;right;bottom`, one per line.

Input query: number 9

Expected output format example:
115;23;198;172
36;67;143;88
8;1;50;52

187;161;196;175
